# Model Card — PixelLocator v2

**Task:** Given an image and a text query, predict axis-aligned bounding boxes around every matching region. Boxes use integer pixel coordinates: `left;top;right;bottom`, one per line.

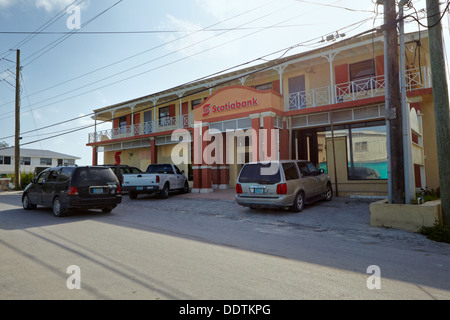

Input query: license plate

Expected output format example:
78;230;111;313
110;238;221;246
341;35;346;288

137;187;144;191
93;188;103;194
251;187;265;194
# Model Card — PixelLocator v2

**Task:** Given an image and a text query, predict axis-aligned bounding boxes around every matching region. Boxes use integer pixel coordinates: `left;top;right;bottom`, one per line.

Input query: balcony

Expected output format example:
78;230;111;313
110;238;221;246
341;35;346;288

286;67;431;111
88;114;194;144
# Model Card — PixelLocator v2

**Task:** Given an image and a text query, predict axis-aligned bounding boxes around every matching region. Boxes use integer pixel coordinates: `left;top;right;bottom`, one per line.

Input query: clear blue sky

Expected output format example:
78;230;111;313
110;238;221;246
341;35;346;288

0;0;446;165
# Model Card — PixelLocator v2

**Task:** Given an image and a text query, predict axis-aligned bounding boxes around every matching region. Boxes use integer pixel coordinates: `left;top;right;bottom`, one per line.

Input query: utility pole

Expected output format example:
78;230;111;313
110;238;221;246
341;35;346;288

14;49;21;190
384;0;405;204
426;0;450;226
399;0;415;204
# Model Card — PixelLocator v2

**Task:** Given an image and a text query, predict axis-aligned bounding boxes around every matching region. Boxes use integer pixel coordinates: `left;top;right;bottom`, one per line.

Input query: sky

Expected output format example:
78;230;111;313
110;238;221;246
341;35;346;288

0;0;448;166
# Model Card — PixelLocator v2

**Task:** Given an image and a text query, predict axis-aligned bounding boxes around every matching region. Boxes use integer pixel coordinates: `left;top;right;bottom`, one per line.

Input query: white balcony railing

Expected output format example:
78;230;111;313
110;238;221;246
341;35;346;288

286;67;431;111
88;114;194;144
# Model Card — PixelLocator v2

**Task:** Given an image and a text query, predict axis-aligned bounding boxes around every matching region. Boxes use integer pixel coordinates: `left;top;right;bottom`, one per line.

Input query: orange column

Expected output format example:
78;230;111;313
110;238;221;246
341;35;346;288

192;122;203;193
261;112;278;161
279;118;290;160
92;147;98;166
150;137;157;164
219;132;229;188
250;114;260;162
201;123;213;193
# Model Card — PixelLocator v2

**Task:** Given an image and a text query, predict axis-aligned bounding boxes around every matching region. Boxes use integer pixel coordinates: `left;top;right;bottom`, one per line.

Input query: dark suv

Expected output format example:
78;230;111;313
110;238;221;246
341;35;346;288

22;166;122;217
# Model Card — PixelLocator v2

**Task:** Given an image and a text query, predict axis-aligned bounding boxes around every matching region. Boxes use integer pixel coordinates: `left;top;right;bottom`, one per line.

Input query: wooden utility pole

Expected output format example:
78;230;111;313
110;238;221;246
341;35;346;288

426;0;450;226
14;49;21;190
384;0;405;204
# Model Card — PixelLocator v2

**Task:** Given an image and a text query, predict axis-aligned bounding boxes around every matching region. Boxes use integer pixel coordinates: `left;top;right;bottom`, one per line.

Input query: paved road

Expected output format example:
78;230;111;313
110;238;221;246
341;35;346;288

0;190;449;300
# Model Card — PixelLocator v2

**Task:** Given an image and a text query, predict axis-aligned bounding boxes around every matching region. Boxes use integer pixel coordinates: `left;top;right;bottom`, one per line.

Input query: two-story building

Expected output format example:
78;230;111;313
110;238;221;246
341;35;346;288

87;29;438;197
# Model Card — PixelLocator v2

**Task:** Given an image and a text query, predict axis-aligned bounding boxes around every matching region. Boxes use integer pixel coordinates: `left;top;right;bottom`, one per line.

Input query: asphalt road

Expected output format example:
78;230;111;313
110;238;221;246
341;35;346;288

0;190;449;300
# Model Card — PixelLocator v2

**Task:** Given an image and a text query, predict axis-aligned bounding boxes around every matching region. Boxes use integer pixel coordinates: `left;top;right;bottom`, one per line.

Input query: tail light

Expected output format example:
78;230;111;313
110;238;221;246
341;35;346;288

156;175;160;183
236;183;243;194
68;186;79;195
117;184;121;194
276;183;287;194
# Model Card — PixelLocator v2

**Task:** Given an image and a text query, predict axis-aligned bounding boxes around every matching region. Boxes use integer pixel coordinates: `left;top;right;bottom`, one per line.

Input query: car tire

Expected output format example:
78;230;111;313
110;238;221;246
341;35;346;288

52;197;65;217
182;181;190;193
160;183;169;199
291;191;305;212
325;183;333;201
22;194;36;210
102;207;113;213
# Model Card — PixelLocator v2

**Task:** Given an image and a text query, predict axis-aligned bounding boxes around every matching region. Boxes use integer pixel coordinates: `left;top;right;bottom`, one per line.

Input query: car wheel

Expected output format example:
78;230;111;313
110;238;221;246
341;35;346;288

291;191;305;212
102;207;113;213
182;181;190;193
22;194;35;210
160;183;169;199
325;183;333;201
52;197;65;217
129;192;138;200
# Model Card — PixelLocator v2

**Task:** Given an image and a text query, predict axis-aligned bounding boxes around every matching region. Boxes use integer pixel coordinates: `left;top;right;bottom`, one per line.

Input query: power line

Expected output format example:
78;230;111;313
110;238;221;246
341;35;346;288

2;20;378;145
0;0;278;109
0;24;319;35
22;0;125;67
1;5;374;121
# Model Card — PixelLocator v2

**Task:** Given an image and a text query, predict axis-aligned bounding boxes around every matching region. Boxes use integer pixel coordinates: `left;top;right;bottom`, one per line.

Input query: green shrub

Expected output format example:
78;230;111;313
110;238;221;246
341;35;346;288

419;224;450;244
8;172;35;190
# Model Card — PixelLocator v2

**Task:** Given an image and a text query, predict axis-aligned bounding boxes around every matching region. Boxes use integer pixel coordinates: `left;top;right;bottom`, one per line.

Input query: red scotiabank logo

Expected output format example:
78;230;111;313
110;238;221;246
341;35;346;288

202;98;259;117
202;104;211;117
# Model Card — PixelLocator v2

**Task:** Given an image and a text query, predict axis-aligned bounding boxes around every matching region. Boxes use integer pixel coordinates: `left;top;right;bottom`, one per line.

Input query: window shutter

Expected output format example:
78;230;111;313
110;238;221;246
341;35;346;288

169;104;176;117
272;80;280;93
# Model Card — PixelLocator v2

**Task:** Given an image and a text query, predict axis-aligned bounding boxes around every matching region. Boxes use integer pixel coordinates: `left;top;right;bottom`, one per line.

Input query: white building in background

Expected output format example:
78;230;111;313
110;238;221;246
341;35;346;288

0;148;80;175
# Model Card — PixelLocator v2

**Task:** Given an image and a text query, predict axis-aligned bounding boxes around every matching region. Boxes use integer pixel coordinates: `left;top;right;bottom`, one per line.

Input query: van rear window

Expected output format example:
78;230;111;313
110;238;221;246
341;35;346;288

238;163;281;184
72;167;118;184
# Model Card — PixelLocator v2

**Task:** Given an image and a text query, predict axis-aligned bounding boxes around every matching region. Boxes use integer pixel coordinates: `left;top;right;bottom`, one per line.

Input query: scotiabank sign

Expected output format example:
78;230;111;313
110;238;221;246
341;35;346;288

202;97;259;117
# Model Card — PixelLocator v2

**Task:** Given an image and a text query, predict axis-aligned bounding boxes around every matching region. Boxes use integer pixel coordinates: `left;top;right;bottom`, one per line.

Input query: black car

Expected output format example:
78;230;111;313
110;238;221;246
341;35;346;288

22;166;122;217
100;164;142;186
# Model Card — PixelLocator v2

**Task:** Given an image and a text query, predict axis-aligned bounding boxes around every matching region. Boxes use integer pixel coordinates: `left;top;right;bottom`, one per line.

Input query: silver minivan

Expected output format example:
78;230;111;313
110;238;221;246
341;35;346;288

235;160;332;212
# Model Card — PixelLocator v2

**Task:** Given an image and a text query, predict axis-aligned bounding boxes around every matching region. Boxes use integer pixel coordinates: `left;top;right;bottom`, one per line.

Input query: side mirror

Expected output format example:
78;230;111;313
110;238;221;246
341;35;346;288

318;168;325;174
31;178;36;184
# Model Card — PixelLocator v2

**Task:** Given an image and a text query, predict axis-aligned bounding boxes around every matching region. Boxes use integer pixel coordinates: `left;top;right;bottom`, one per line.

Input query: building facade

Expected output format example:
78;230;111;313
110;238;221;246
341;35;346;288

0;148;80;175
87;30;438;197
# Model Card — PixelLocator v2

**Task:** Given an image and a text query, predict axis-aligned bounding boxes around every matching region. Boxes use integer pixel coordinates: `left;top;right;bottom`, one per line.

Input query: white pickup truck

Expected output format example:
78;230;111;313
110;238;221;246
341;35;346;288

122;163;189;199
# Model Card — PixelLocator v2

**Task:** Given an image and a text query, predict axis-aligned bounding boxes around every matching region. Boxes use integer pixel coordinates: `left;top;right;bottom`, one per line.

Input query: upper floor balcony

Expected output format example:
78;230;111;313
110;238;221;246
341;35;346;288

88;113;194;144
285;67;431;111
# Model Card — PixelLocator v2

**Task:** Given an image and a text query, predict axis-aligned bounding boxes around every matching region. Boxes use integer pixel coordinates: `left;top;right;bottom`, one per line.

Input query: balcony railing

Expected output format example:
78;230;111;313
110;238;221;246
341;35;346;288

286;67;431;111
88;114;194;144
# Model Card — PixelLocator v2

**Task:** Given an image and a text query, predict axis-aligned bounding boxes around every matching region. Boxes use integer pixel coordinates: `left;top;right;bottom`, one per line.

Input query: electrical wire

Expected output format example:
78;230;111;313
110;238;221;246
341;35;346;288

0;2;380;147
0;0;278;109
22;0;125;67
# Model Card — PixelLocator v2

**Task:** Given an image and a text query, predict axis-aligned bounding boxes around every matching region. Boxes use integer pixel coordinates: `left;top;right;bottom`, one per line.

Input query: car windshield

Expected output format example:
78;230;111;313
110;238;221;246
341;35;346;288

238;163;281;184
72;167;118;185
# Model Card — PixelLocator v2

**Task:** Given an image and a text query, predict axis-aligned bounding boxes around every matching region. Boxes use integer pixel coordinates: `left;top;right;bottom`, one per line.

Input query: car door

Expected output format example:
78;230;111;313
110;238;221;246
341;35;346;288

164;165;177;189
30;170;50;205
297;161;317;199
173;165;185;189
41;169;61;207
305;161;323;196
